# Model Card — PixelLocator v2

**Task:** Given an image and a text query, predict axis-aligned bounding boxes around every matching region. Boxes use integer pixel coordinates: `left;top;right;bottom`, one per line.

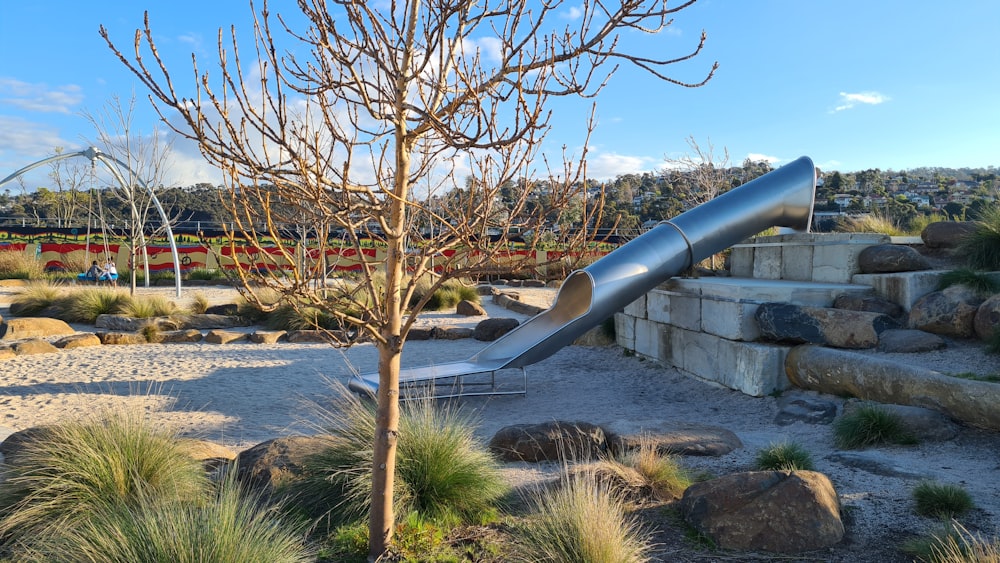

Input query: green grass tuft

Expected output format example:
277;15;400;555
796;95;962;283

9;283;63;316
121;294;179;318
56;287;133;323
833;403;917;449
961;205;1000;271
936;268;1000;296
913;481;975;519
188;291;211;314
754;441;816;471
0;251;45;279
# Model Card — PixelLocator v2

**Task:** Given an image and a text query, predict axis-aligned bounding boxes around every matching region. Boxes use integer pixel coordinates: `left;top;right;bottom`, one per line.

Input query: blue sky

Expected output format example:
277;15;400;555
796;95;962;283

1;0;997;190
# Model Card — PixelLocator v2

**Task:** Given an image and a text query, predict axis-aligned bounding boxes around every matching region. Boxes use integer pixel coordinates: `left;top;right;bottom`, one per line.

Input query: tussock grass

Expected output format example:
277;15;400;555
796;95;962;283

961;205;1000;271
755;441;816;471
0;405;209;546
0;251;44;279
837;212;906;236
121;294;179;318
833;403;917;449
615;439;693;501
17;476;312;563
513;474;654;563
56;287;132;323
8;283;63;316
902;520;1000;563
185;268;224;281
913;481;975;519
188;291;211;314
281;384;507;533
936;268;1000;296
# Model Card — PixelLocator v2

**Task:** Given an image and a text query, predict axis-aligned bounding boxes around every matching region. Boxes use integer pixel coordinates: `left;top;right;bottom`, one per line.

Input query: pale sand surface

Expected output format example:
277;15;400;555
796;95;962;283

1;284;999;561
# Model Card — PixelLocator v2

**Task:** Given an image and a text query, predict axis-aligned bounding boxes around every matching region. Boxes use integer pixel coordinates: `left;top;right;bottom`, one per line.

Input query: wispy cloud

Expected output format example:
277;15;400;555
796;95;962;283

0;78;84;114
585;151;657;180
832;91;890;112
562;5;583;20
746;152;781;164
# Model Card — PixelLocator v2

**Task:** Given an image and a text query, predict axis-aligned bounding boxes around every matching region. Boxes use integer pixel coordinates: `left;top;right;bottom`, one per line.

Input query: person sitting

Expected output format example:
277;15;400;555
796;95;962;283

84;261;104;282
101;258;119;286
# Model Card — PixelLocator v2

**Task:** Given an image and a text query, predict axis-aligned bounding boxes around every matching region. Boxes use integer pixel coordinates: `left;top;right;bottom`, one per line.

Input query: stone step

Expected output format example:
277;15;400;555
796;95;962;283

731;232;890;284
625;277;874;342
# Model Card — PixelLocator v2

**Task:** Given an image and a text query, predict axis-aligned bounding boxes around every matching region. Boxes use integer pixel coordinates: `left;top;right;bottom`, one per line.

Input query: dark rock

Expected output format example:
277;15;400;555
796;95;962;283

0;425;57;464
858;244;932;273
826;452;927;479
833;294;904;320
235;435;335;495
476;284;499;296
431;326;474;340
97;332;148;345
285;330;333;343
842;400;961;441
473;318;520;341
876;329;946;352
488;421;607;462
755;303;900;349
604;422;742;457
455;299;486;316
204;330;248;344
53;332;102;349
205;303;239;316
774;393;838;426
908;285;983;338
921;221;977;249
0;317;75;340
680;471;844;553
974;294;1000;341
407;327;433;341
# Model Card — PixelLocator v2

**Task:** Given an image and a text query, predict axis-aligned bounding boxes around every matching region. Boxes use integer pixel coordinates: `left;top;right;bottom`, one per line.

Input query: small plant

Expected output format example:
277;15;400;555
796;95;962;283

913;481;975;519
837;212;905;236
513;475;653;563
0;405;209;545
615;439;692;501
960;205;1000;271
188;291;211;314
754;441;816;471
56;287;133;323
122;294;179;318
9;283;63;316
833;402;917;449
139;322;162;343
936;268;1000;296
185;268;224;281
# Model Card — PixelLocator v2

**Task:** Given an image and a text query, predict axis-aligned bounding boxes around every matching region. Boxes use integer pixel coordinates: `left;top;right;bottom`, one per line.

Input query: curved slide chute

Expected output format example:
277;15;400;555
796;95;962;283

350;156;817;396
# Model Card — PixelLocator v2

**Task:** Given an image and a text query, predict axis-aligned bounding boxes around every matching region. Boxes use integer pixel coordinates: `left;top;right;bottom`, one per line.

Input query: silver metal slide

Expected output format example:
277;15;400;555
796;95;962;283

349;156;817;397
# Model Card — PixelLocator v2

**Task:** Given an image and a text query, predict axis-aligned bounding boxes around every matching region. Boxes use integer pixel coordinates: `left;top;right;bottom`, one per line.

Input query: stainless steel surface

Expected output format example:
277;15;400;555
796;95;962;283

350;156;816;395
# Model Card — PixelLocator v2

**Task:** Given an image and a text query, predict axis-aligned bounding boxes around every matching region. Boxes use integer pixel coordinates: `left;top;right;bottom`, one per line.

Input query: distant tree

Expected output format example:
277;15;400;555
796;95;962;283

102;0;715;558
663;136;731;209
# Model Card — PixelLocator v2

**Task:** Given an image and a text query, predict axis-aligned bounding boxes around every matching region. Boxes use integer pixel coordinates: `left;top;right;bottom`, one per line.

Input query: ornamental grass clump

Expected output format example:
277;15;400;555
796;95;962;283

121;294;179;318
0;405;209;547
755;441;816;471
513;474;654;563
8;283;63;316
960;205;1000;271
56;287;133;323
936;268;1000;297
280;384;508;534
833;402;917;449
901;520;1000;563
0;251;44;280
913;481;975;519
17;476;313;563
615;438;693;501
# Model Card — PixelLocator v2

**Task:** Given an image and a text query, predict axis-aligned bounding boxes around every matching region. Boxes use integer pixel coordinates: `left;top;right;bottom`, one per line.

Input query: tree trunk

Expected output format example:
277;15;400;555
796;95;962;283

368;342;401;560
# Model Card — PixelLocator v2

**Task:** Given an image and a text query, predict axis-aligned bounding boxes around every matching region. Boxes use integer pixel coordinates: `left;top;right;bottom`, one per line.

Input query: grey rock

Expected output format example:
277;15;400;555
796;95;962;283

974;294;1000;341
921;221;977;249
431;326;474;340
455;299;486;316
473;318;520;341
248;330;286;344
235;435;336;495
407;327;433;341
858;244;932;273
833;294;904;320
489;421;607;462
876;329;946;353
755;302;900;349
775;394;838;426
604;422;742;457
826;452;927;479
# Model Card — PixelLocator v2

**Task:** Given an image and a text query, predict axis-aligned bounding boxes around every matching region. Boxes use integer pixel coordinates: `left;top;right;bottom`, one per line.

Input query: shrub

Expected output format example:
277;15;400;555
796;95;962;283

265;303;341;331
833;403;916;449
0;405;209;545
836;212;905;236
424;281;480;311
188;291;211;314
961;205;1000;271
9;283;63;316
185;268;224;281
0;251;44;279
121;294;179;318
755;441;816;471
281;385;507;533
513;475;653;563
936;268;1000;296
56;287;133;323
913;481;975;519
615;439;692;501
19;477;312;563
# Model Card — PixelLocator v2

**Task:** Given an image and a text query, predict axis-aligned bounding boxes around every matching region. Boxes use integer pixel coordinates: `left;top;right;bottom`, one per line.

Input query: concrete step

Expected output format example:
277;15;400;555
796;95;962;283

625;277;875;342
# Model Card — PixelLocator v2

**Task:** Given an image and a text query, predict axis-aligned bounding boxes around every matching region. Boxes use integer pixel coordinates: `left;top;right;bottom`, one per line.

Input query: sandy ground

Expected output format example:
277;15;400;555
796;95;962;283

1;283;999;561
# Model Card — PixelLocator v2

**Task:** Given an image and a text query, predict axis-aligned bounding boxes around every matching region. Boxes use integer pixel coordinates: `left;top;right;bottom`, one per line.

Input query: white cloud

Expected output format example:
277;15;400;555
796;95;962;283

563;5;583;20
832;91;890;112
0;77;84;114
745;152;781;164
585;151;657;180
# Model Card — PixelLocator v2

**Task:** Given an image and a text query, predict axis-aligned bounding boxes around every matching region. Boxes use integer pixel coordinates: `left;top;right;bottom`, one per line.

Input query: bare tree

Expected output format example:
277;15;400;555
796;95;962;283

44;146;90;228
663;135;731;210
101;0;714;557
83;93;174;293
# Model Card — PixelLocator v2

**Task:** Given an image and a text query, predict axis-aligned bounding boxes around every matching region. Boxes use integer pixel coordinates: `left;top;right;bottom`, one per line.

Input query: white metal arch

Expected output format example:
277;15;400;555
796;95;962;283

0;146;182;298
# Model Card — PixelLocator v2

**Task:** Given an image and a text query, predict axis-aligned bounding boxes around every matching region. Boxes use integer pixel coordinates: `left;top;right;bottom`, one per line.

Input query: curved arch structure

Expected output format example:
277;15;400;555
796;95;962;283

0;147;182;298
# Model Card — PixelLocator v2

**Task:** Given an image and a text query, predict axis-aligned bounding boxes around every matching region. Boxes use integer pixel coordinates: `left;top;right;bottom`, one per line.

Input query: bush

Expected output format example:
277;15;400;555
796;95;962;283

281;385;507;533
913;481;975;519
19;477;312;563
0;251;44;279
755;441;816;471
9;283;63;316
0;406;209;546
56;287;133;323
121;294;179;318
833;403;916;449
513;475;653;563
185;268;225;281
961;205;1000;271
188;291;211;314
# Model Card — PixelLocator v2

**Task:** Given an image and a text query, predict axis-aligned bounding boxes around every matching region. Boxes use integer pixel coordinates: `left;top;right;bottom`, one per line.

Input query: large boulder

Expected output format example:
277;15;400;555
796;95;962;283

0;317;75;340
921;221;976;249
680;470;843;553
53;332;102;349
473;318;520;341
11;338;60;356
455;299;486;316
755;303;899;349
876;329;946;353
604;422;742;457
974;294;1000;341
786;345;1000;430
908;285;984;338
858;244;931;273
488;421;607;462
235;435;336;495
